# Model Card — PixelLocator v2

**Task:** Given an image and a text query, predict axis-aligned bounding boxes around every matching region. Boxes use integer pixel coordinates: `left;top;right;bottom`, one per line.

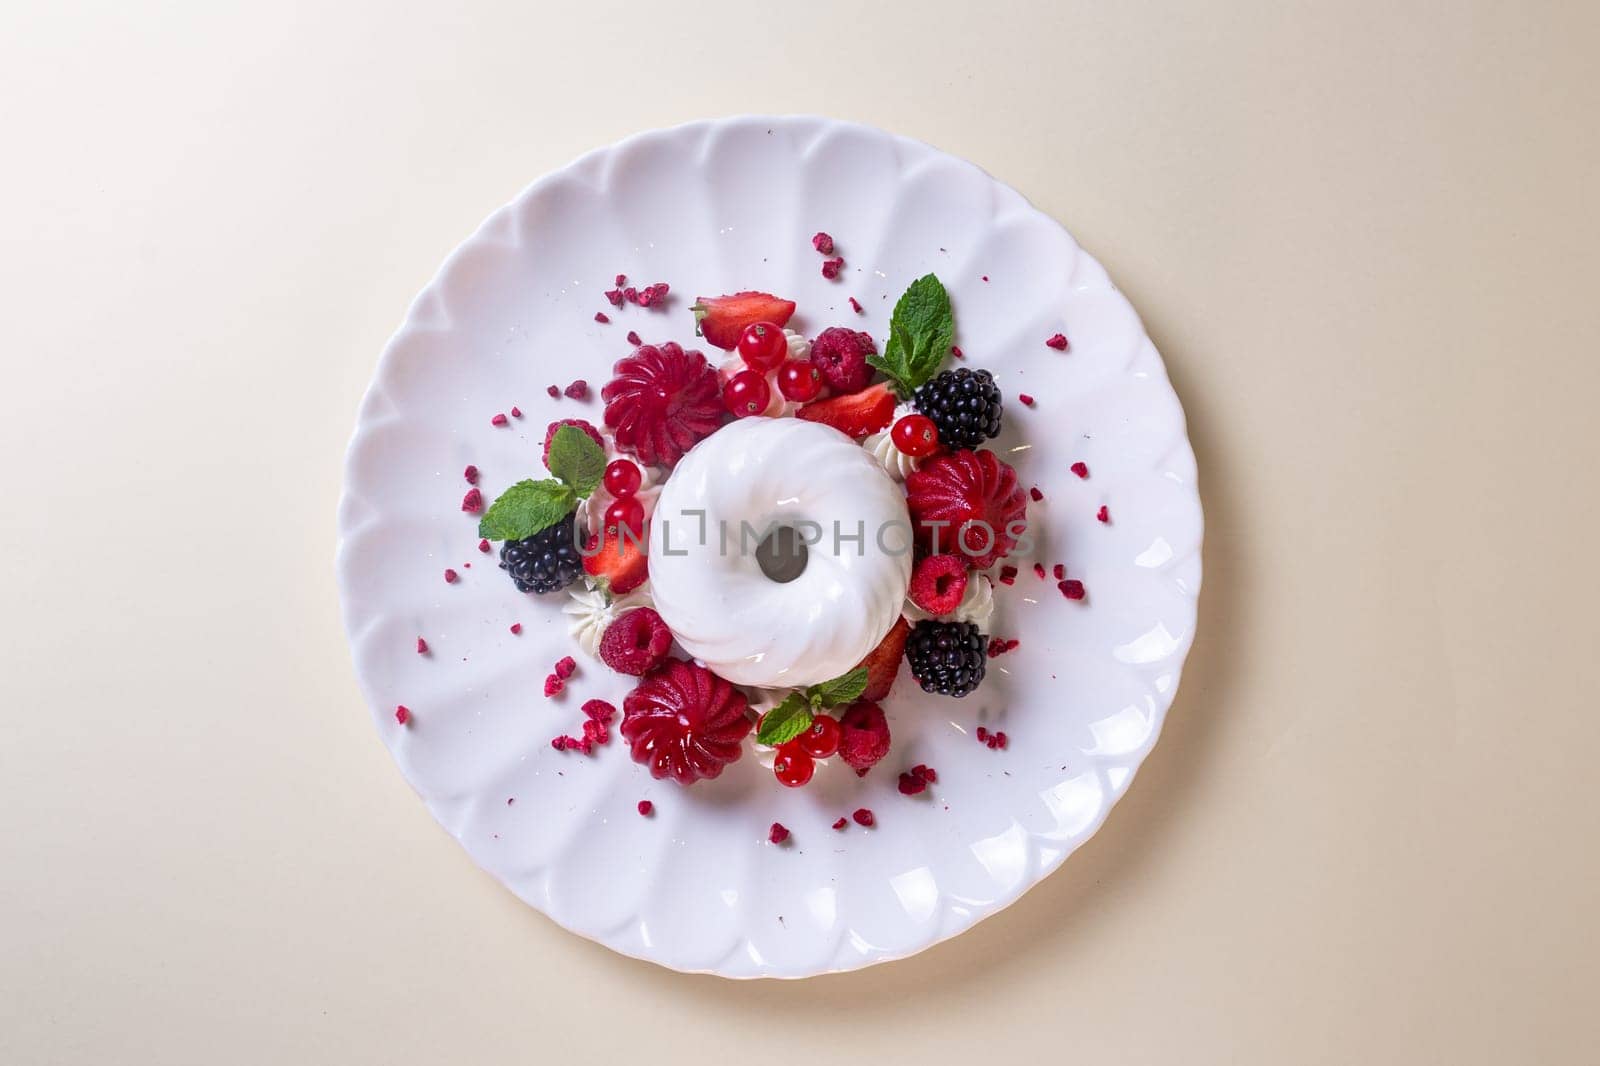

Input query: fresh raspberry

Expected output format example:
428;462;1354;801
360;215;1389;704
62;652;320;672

620;660;753;784
554;655;577;680
812;231;834;254
768;822;790;844
637;800;653;816
395;705;411;725
601;342;722;467
541;419;605;469
461;488;483;512
564;380;589;400
909;554;969;615
852;808;875;827
905;449;1029;570
837;701;891;776
598;607;673;676
809;328;875;394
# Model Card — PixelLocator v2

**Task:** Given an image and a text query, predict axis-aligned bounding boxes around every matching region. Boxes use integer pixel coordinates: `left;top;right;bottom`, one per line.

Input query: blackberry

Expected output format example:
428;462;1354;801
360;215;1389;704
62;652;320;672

912;367;1003;450
499;514;583;594
905;620;987;697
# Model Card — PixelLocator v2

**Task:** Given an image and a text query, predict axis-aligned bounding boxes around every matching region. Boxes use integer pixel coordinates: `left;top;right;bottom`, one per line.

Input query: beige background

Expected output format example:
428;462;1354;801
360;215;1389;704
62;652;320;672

4;1;1598;1062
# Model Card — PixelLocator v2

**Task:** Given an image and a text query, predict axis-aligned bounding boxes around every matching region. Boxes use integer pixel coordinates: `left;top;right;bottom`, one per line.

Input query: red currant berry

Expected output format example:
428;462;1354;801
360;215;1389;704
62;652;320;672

603;458;642;498
797;714;841;758
604;496;645;538
722;369;771;417
773;743;815;787
891;414;940;457
738;321;789;373
776;359;822;403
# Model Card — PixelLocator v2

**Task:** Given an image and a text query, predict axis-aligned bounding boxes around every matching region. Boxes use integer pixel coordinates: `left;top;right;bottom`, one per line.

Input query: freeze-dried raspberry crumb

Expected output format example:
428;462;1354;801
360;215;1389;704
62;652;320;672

594;312;610;324
622;286;638;303
462;563;471;568
998;565;1018;586
832;817;848;830
478;538;491;553
547;384;560;397
637;800;653;816
1054;563;1066;580
975;726;988;742
605;289;624;307
1060;579;1086;600
986;637;1020;658
994;731;1008;749
898;772;926;795
951;345;964;359
583;700;616;725
981;275;989;282
490;413;508;427
821;257;845;279
852;808;875;827
914;764;938;783
461;487;483;513
443;568;458;583
564;380;589;400
1033;563;1046;579
1071;461;1089;478
615;273;627;287
1097;505;1110;523
554;656;577;680
511;407;522;418
543;674;564;697
508;623;521;634
1019;393;1035;407
464;464;479;484
637;282;670;308
1045;333;1069;351
812;232;834;254
768;822;790;844
395;705;411;725
625;330;641;346
848;296;863;314
1029;486;1043;502
581;719;609;745
416;637;428;654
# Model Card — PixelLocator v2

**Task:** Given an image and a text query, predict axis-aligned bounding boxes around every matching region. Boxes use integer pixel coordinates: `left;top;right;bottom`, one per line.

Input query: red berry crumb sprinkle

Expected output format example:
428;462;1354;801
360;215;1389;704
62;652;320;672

1033;563;1046;579
637;800;653;817
951;345;964;359
443;568;458;583
461;488;483;513
490;413;508;427
1046;333;1069;351
626;330;641;346
605;289;624;307
848;296;863;314
478;538;491;553
509;623;522;634
832;817;848;831
1097;505;1110;523
987;637;1020;658
594;312;610;324
976;726;988;742
988;731;1009;750
1029;486;1044;502
1019;393;1035;407
615;274;627;286
899;763;939;797
852;808;875;827
583;699;616;725
821;256;844;279
395;705;411;725
547;384;561;397
812;231;834;255
998;565;1018;586
464;464;479;484
1054;563;1066;580
1060;579;1086;601
543;674;563;698
511;406;522;418
416;637;428;654
564;380;589;400
1071;461;1089;479
768;822;790;845
554;656;577;680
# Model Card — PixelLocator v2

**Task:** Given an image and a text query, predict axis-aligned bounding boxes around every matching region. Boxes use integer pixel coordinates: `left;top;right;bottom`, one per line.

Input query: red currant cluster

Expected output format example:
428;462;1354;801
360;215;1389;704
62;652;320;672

770;713;842;787
722;321;824;417
601;457;645;538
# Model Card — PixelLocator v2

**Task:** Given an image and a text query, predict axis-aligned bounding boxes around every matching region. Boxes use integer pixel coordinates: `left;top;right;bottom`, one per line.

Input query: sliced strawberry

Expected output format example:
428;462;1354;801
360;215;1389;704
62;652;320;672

856;616;910;701
583;526;649;594
795;382;895;438
690;291;797;350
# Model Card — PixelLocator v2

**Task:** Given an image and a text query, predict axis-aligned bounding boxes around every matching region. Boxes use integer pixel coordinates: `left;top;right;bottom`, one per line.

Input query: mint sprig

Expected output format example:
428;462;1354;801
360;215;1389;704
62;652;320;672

546;424;606;496
754;667;872;746
477;478;576;541
869;273;954;396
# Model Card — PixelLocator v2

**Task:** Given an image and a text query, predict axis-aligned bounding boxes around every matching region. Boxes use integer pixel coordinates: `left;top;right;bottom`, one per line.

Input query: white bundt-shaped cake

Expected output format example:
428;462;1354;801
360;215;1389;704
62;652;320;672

647;417;912;688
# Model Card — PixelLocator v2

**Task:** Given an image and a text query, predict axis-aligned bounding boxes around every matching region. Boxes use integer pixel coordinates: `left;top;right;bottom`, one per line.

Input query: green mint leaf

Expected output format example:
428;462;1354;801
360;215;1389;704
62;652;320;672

545;425;607;496
809;666;870;709
756;694;814;746
871;273;954;395
477;479;576;541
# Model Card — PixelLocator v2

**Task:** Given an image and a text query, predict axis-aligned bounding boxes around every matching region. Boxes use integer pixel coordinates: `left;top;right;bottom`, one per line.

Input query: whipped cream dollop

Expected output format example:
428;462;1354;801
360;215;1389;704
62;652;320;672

902;573;995;629
648;418;912;688
863;403;922;483
563;583;653;658
715;329;809;418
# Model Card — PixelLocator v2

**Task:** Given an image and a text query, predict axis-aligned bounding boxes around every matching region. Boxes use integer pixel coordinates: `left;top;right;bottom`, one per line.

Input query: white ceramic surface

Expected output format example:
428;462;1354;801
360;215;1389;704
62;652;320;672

336;115;1203;978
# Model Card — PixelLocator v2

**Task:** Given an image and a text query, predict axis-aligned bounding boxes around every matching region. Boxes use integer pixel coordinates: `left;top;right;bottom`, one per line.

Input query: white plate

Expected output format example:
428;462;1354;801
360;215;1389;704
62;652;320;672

337;115;1202;978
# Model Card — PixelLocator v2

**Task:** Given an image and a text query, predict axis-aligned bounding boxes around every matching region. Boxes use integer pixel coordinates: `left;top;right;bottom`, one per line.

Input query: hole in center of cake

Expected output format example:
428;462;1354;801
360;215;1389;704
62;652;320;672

755;525;808;584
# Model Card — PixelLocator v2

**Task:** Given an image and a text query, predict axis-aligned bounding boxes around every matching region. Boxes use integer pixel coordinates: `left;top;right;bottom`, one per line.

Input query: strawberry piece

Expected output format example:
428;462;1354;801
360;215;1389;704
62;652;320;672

601;342;722;467
690;291;797;351
856;616;910;701
620;660;753;784
583;526;649;594
795;382;895;438
905;449;1029;570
